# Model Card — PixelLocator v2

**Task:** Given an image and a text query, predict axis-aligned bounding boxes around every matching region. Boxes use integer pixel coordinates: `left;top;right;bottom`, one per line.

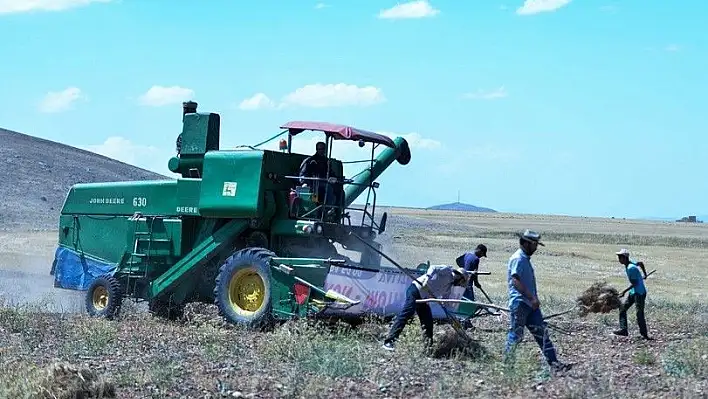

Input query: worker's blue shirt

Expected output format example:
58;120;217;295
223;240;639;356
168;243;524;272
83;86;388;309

462;252;479;289
626;263;646;295
462;252;480;272
507;248;537;308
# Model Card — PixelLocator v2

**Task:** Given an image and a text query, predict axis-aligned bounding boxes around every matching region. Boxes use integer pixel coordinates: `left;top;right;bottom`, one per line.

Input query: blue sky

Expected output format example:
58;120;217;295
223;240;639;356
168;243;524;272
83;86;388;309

0;0;706;219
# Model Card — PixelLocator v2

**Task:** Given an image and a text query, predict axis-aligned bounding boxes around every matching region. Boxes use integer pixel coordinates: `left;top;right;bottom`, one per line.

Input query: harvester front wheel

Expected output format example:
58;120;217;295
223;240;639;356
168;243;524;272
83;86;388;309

85;274;123;319
214;247;275;330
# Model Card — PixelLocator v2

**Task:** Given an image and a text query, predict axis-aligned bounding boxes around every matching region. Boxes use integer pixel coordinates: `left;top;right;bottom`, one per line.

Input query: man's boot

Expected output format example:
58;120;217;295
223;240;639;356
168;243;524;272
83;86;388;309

613;329;628;336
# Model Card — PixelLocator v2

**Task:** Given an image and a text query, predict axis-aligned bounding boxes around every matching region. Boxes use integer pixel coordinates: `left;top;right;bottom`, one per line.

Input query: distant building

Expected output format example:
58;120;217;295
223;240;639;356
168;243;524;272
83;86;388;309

676;215;702;223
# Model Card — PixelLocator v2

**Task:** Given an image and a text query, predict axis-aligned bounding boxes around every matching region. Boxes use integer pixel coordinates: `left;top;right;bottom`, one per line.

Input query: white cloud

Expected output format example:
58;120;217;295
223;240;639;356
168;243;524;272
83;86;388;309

643;44;683;53
516;0;571;15
280;83;385;108
466;144;521;162
82;136;171;175
463;86;508;100
378;0;439;19
238;93;276;110
138;85;194;107
38;87;84;113
401;133;441;150
378;131;441;150
314;2;329;9
0;0;112;14
437;144;521;175
236;83;385;110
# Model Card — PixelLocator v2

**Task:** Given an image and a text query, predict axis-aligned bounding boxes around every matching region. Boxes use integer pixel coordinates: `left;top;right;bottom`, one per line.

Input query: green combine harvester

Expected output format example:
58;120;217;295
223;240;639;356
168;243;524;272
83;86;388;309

50;101;482;328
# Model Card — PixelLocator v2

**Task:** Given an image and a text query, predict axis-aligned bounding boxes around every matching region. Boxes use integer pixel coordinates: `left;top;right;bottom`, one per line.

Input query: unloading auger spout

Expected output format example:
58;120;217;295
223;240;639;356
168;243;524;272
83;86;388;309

342;136;411;208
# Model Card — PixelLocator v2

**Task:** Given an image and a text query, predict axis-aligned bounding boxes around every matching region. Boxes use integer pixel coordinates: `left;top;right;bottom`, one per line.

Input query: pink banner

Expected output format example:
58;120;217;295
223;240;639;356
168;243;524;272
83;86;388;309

322;266;464;318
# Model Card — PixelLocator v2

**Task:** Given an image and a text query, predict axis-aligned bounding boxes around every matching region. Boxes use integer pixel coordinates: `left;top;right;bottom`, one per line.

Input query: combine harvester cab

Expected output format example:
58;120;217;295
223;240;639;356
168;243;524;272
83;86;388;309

50;101;476;328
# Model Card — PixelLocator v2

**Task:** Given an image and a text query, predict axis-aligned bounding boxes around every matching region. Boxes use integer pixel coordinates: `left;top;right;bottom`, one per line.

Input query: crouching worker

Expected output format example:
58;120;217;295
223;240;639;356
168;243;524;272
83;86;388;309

382;264;471;351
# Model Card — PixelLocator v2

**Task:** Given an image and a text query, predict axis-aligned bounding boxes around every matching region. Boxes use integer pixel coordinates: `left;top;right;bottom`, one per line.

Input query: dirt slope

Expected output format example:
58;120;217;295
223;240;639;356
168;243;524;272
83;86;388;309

0;128;171;231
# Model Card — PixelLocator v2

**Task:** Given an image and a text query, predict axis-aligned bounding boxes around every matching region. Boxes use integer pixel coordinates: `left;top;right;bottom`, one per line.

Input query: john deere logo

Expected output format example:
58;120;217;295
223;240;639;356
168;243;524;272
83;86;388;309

222;182;237;197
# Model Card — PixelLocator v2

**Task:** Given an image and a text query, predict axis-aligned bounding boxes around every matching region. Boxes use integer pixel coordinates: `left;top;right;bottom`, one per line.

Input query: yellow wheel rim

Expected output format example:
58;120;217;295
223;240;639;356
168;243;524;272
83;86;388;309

228;267;265;316
92;286;109;310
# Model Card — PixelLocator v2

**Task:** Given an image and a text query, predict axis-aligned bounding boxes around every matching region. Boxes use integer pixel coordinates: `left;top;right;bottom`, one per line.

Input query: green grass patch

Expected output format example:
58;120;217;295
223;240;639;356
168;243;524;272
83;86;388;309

0;362;43;399
261;320;370;379
59;318;118;357
661;337;708;378
473;231;708;249
633;348;657;365
401;229;708;249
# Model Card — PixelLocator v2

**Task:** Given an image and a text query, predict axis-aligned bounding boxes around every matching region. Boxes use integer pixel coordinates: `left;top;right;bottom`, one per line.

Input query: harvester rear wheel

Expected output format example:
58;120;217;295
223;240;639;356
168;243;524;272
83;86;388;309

214;247;275;330
85;274;123;319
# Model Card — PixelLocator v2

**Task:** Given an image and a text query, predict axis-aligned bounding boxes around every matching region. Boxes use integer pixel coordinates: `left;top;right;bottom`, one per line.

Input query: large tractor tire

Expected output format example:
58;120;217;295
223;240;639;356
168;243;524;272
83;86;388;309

85;274;123;319
214;247;276;330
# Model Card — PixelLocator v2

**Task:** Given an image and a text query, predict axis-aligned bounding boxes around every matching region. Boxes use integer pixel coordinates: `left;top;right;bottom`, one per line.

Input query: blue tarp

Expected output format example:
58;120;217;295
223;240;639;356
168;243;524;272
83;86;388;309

51;246;117;291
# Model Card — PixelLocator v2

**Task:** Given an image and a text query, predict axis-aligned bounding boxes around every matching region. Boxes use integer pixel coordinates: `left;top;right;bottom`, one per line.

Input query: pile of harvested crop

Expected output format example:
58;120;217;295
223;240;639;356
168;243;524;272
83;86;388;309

576;281;622;316
39;362;115;399
431;330;488;359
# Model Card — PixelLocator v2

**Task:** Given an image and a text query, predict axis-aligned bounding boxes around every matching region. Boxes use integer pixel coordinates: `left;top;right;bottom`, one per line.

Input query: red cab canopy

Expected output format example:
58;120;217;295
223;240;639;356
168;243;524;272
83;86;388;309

280;121;396;148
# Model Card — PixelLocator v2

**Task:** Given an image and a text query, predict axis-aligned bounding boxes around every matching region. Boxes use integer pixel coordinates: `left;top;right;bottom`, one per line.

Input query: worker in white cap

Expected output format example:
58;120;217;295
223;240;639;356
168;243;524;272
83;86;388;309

613;248;651;339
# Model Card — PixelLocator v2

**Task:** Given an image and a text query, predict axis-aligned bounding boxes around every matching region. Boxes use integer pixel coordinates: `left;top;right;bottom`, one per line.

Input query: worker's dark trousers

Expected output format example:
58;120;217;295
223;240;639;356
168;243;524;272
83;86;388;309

462;285;475;301
315;182;336;206
384;284;433;346
619;293;648;336
505;301;558;365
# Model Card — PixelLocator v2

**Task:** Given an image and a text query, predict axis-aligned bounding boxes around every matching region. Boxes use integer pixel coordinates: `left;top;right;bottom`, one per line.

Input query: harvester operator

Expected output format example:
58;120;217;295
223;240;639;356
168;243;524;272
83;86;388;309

298;141;338;207
381;264;471;351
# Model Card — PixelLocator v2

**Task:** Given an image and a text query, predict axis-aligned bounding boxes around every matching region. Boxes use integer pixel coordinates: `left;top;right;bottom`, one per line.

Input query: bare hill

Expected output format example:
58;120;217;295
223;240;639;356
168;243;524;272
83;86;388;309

427;201;497;213
0;128;171;231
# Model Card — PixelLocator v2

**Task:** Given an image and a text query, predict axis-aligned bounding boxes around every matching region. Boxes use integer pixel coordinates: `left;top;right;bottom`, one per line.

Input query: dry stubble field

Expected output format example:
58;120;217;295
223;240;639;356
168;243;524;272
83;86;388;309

0;209;706;398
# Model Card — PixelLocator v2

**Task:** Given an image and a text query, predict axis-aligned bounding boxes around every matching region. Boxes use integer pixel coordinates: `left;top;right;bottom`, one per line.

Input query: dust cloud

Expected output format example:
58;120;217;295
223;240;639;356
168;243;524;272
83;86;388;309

373;230;400;268
0;252;84;313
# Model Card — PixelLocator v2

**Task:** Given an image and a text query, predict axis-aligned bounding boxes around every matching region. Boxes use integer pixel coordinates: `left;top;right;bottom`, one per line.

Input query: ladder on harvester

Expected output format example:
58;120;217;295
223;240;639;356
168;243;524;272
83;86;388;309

126;213;169;303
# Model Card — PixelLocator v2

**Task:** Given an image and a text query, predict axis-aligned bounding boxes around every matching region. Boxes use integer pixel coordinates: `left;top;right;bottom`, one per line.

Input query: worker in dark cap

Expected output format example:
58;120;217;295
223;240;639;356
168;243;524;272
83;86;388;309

456;244;487;301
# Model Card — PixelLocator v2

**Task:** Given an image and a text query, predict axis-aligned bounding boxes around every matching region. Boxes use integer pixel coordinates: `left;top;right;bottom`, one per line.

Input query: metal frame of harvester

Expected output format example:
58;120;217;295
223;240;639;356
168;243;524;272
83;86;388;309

49;101;486;329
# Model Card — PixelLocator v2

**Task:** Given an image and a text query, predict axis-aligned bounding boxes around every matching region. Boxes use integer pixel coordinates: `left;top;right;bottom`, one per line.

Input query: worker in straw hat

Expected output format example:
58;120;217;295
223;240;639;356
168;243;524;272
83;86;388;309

613;248;651;339
382;263;472;351
504;230;572;372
